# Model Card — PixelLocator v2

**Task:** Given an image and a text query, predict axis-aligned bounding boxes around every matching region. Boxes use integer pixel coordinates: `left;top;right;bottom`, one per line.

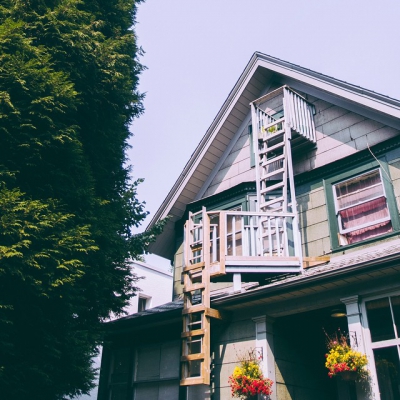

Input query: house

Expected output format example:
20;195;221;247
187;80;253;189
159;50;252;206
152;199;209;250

123;260;173;315
80;261;172;400
97;52;400;400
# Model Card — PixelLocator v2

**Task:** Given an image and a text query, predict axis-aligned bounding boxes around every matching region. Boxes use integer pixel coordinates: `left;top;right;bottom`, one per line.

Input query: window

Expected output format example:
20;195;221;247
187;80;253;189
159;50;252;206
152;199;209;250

325;162;399;249
106;341;180;400
134;341;180;400
365;295;400;400
333;169;392;245
138;296;151;312
108;348;131;400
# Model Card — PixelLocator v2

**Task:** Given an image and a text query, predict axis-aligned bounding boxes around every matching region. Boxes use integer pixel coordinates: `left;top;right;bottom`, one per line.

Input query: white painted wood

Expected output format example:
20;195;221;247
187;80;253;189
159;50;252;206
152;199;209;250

233;273;242;293
341;296;377;400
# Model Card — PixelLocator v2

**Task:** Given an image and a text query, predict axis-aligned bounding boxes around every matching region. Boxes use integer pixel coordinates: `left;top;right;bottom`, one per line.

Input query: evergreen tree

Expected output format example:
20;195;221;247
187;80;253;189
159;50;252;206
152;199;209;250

0;1;161;398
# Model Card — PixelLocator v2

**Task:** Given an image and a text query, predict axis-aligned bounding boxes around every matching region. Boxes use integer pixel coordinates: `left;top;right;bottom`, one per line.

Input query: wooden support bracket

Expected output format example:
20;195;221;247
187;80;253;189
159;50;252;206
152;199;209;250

303;256;330;269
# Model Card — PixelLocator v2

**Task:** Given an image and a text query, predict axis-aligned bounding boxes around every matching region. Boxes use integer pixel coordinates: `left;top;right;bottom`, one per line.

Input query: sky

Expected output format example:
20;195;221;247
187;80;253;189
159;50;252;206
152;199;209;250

128;0;400;270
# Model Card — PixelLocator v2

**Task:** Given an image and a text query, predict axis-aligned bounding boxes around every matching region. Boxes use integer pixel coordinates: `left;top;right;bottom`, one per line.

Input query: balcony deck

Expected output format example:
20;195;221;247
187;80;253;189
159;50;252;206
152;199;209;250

185;210;303;278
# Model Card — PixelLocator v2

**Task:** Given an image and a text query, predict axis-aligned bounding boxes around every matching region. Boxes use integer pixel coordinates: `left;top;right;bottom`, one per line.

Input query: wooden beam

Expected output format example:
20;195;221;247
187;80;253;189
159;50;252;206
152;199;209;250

181;353;205;362
303;256;330;269
183;262;205;273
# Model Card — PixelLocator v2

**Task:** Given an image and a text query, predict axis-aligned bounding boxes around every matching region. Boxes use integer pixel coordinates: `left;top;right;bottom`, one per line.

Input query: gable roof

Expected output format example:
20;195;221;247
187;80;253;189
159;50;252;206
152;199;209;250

146;52;400;260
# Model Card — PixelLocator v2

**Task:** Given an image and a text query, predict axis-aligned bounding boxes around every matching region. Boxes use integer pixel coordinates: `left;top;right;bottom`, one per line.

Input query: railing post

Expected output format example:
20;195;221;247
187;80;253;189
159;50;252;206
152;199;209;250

219;211;226;275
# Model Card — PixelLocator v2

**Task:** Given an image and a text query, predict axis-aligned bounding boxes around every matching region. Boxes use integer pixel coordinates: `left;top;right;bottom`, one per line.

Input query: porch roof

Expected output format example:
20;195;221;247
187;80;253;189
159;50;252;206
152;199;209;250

108;238;400;332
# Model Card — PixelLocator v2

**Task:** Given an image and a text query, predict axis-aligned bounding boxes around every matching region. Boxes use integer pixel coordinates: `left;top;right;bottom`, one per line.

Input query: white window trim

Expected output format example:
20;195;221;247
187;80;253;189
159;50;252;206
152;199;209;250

138;294;152;312
333;168;390;236
360;290;400;400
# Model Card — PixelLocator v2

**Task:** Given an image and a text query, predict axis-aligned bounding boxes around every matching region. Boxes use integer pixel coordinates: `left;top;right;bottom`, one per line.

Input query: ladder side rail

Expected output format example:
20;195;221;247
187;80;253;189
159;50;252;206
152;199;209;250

201;206;210;308
283;90;304;266
201;207;211;384
184;219;189;269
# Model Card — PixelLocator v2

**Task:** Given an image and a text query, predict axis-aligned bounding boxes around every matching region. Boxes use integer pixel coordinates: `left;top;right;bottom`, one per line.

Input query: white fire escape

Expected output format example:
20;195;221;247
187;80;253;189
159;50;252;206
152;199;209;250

180;85;317;386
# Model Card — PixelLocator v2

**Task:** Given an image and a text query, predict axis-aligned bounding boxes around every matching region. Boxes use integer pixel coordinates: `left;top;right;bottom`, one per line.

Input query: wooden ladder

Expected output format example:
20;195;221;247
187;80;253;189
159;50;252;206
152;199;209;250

251;100;296;257
181;208;221;386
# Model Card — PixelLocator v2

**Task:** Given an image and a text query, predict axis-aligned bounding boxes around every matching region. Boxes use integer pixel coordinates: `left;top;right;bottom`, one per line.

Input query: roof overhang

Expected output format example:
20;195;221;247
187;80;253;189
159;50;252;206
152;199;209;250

147;52;400;260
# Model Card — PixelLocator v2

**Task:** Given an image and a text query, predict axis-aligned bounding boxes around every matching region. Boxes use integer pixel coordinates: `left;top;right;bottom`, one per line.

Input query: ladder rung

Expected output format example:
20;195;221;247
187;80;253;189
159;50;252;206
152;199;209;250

181;329;205;338
260;196;285;209
259;128;285;140
181;353;205;362
182;306;222;320
180;377;209;386
260;181;285;194
261;153;285;167
182;305;206;314
183;283;205;293
261;167;285;180
259;140;285;155
183;262;205;273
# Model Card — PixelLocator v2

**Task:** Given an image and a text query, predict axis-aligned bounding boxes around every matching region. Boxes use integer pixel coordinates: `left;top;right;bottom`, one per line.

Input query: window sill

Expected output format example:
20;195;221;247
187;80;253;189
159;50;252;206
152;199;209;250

331;230;400;254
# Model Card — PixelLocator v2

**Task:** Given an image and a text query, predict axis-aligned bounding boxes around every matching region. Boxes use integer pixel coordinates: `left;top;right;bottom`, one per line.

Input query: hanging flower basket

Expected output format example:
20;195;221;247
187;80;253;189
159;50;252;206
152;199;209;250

339;370;358;381
324;329;369;381
228;348;273;400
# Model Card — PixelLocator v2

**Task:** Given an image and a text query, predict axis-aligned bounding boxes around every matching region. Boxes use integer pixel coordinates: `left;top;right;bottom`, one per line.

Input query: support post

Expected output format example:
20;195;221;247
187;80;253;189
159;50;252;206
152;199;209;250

233;273;241;293
252;316;276;400
341;296;377;400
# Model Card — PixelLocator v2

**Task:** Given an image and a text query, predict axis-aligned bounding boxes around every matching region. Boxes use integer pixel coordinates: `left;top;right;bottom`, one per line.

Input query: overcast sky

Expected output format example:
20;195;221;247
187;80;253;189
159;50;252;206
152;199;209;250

128;0;400;269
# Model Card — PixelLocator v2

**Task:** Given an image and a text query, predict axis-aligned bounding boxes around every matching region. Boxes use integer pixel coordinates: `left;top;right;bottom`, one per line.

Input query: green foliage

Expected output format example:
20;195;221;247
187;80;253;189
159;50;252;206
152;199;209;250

0;0;162;398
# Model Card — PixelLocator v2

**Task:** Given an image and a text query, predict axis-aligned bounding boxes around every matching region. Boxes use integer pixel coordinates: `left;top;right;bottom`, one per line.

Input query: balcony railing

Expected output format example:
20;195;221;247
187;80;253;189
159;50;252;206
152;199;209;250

253;85;316;151
184;209;303;276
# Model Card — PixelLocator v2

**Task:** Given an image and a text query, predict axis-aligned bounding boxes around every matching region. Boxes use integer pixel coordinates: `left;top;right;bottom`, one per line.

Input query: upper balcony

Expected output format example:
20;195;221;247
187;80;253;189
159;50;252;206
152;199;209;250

184;208;303;278
252;85;317;154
